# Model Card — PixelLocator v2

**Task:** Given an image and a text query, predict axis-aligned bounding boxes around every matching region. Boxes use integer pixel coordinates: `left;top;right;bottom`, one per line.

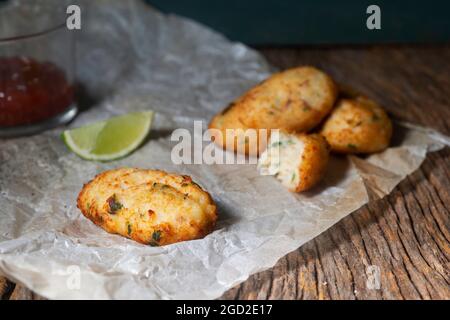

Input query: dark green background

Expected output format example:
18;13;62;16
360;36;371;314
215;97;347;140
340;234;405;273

1;0;449;44
146;0;450;45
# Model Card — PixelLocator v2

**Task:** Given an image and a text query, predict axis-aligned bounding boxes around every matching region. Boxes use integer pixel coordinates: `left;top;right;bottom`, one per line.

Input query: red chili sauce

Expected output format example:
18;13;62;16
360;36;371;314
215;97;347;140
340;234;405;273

0;57;74;127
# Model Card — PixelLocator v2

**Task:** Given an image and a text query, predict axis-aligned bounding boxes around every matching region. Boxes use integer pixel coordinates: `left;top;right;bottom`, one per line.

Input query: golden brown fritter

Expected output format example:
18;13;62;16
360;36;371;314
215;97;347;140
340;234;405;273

208;105;270;156
209;66;338;155
320;96;392;154
77;168;217;246
258;131;330;192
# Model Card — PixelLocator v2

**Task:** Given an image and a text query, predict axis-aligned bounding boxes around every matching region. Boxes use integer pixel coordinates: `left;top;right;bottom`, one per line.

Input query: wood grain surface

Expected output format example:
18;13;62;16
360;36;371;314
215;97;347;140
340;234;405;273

1;45;449;300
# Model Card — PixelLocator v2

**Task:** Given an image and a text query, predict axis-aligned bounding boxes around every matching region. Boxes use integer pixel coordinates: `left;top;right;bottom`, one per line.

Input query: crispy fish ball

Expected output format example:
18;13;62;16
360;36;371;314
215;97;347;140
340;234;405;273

209;66;338;154
320;96;392;154
77;168;217;246
258;131;330;192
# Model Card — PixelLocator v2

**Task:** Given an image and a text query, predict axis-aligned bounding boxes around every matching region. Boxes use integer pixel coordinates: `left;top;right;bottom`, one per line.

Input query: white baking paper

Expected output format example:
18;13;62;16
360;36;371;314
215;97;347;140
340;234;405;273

0;0;448;299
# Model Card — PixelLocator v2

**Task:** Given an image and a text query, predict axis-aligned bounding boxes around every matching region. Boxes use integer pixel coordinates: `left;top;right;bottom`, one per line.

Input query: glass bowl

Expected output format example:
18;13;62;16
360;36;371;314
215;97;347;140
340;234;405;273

0;0;77;137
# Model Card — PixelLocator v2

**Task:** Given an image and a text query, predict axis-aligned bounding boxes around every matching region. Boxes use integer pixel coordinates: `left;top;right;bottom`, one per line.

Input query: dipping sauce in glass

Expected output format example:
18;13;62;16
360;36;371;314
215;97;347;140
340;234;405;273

0;56;74;127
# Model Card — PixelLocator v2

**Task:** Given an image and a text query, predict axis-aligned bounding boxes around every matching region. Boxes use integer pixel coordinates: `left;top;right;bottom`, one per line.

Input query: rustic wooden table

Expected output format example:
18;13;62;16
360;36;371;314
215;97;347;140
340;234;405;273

1;45;449;300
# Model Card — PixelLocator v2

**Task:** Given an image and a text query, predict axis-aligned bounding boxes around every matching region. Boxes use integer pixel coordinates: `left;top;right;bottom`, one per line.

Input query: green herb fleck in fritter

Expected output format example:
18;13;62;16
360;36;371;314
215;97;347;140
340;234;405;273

107;194;123;214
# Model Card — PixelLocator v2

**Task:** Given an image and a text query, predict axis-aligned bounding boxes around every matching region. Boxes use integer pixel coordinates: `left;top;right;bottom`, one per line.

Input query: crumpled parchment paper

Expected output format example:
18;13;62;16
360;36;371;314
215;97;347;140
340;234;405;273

0;0;449;300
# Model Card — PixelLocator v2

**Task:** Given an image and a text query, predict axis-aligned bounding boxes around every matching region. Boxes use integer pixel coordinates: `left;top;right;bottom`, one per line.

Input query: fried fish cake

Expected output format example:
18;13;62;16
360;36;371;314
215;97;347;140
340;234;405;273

209;66;338;155
208;105;270;156
320;96;392;154
77;168;217;246
258;131;330;192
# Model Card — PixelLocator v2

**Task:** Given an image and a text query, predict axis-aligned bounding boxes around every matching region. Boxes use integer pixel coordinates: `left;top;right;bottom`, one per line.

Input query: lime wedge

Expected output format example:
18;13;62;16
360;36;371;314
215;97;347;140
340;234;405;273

62;111;154;161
